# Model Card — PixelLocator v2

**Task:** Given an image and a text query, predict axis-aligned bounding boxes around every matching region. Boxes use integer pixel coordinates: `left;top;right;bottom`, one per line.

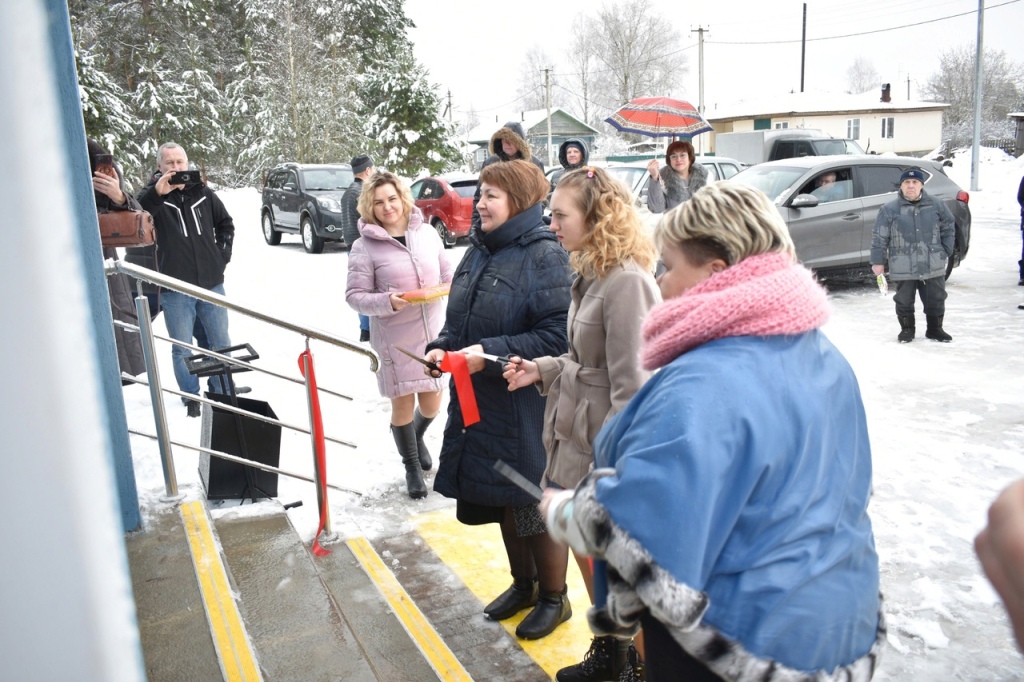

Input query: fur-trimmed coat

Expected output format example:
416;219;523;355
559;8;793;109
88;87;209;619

471;122;546;232
646;162;709;213
550;331;883;680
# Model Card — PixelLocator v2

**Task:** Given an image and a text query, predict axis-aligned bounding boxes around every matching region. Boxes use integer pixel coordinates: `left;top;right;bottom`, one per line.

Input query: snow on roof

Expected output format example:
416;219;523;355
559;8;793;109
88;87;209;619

706;90;948;122
467;108;600;146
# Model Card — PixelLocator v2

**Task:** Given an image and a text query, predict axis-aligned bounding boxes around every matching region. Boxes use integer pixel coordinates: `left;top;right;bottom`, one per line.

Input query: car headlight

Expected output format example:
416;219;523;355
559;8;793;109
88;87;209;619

317;197;342;212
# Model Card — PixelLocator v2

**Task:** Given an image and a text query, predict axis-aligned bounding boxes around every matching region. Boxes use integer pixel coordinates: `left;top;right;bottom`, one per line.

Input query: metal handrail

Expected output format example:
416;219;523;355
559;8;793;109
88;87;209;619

108;259;379;372
107;259;380;543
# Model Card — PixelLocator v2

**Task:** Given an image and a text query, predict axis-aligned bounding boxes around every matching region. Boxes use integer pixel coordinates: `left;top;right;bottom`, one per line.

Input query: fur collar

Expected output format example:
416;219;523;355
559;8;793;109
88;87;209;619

490;126;532;160
659;162;708;205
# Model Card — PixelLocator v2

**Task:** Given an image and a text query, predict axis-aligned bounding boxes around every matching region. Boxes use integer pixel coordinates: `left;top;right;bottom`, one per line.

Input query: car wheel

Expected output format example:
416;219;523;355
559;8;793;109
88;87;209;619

302;215;325;254
434;219;454;248
262;211;281;245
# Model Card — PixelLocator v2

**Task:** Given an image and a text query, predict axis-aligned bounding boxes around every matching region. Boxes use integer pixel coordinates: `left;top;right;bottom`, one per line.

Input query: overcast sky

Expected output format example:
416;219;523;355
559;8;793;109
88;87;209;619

404;0;1024;128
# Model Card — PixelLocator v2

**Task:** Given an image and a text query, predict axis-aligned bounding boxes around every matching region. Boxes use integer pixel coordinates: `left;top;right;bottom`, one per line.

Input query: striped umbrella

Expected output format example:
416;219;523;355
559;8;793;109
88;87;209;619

605;96;713;138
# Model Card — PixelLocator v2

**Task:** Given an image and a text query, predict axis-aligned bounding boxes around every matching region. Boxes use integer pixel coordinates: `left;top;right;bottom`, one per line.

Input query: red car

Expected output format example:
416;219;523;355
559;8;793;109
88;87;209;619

410;173;478;248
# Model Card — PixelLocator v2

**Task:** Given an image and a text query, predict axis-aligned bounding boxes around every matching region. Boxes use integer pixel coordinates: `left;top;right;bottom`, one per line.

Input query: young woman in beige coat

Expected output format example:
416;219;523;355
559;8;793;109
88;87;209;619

504;166;660;681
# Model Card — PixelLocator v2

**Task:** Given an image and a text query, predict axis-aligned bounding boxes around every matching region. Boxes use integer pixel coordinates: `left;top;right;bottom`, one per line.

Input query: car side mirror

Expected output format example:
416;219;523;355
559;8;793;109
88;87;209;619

790;193;820;208
283;183;297;191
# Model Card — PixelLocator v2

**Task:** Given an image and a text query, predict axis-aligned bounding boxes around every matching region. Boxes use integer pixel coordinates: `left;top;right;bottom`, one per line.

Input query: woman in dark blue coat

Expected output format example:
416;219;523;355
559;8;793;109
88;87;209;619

425;159;573;640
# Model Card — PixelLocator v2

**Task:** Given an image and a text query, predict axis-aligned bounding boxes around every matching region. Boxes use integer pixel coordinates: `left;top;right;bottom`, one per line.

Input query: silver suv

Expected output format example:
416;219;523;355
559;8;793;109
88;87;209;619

730;155;971;279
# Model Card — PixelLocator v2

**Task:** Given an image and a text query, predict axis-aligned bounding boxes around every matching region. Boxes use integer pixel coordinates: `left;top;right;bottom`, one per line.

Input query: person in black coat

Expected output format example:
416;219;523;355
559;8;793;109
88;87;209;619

424;159;573;641
341;154;375;341
89;139;147;382
136;142;235;415
471;122;545;232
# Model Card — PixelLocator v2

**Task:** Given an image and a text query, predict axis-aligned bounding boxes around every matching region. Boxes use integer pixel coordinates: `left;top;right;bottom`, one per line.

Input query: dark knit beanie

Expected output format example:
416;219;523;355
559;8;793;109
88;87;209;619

899;168;925;184
350;155;374;175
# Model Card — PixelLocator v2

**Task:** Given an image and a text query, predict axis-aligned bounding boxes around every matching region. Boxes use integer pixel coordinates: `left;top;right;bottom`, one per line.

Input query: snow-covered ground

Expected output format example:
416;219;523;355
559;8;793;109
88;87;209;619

123;149;1024;679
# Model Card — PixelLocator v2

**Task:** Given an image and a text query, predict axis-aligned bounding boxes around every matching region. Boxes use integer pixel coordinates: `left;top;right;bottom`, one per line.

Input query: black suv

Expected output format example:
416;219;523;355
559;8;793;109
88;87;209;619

261;163;354;253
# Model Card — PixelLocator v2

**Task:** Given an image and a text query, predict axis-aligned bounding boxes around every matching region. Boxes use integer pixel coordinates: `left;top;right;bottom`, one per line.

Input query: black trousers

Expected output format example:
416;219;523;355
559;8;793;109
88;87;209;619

893;276;946;317
641;613;725;682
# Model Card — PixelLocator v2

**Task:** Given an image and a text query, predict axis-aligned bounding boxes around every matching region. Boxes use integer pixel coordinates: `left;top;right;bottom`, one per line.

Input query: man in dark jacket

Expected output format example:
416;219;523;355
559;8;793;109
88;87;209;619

341;154;375;342
137;142;235;416
871;168;955;343
471;122;544;232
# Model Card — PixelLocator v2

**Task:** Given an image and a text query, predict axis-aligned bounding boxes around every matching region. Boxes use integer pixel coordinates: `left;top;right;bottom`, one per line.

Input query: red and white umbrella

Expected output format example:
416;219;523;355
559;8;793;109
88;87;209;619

605;96;712;138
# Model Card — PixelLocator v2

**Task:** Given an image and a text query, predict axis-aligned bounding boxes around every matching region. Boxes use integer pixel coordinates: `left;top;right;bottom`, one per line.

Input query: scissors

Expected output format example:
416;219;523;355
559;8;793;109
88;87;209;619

394;346;443;374
461;349;518;366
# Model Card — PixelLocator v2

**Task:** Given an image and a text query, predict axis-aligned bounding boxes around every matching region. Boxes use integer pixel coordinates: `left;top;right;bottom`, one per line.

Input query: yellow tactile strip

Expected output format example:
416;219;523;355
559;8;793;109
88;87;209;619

413;508;593;678
347;536;474;681
180;500;263;682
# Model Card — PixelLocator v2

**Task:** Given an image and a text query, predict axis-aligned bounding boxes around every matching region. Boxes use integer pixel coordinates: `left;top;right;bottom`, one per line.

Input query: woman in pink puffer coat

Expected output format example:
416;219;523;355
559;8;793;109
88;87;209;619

346;172;454;498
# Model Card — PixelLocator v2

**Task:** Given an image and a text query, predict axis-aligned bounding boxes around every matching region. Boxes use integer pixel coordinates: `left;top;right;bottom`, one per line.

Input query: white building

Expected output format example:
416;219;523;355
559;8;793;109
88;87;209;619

706;86;948;156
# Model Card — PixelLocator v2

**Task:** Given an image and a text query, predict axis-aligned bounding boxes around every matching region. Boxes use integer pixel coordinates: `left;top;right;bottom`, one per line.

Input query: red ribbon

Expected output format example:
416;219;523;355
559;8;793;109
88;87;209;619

298;349;330;557
439;351;480;427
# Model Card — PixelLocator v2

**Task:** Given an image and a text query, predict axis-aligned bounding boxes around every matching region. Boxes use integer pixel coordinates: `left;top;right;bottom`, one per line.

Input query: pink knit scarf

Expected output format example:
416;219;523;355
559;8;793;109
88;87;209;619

641;252;830;370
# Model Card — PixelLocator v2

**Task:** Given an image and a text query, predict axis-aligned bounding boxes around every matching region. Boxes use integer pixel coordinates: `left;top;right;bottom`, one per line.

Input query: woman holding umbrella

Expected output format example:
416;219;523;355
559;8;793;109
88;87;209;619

645;140;708;214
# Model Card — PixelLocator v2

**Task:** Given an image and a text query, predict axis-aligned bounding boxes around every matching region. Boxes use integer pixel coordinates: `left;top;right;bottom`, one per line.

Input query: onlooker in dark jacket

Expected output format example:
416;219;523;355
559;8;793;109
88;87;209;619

341;154;375;342
89;139;146;382
471;122;545;232
870;168;955;343
424;159;572;641
646;140;708;213
547;139;589;200
136;142;235;416
1017;174;1024;286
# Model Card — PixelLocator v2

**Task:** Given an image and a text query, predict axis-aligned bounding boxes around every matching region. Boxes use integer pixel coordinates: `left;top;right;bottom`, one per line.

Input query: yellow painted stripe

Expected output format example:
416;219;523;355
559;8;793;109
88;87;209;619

414;508;593;677
181;500;263;682
347;536;473;681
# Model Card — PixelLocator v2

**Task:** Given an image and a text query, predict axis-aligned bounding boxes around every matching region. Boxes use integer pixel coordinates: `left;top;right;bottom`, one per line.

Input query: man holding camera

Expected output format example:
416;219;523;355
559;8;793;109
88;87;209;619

137;142;235;417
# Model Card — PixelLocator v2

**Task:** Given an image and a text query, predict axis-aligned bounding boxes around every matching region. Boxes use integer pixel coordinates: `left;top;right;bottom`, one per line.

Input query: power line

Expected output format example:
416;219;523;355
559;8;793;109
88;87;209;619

708;0;1020;45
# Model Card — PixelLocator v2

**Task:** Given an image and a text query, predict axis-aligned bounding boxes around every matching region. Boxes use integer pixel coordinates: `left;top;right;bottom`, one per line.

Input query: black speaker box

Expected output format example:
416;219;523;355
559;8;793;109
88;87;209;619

198;393;281;500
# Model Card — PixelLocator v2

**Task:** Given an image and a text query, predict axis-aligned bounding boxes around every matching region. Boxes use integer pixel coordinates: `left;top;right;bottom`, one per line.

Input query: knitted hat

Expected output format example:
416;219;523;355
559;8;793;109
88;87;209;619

899;168;925;184
350;155;374;175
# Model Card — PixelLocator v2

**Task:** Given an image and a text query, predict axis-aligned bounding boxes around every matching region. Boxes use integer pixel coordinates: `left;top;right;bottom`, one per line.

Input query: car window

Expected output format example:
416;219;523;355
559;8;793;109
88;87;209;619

301;168;353;191
282;171;298;190
811;139;850;156
605;166;648;195
794;141;815;157
720;163;740;179
410;180;425;199
730;165;806;202
855;166;927;198
701;163;719;182
265;172;280;190
799;169;854;203
450;181;477;198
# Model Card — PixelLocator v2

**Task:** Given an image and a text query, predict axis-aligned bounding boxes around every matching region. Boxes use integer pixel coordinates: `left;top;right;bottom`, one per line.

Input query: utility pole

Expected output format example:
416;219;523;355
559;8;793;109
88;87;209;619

691;26;707;155
800;4;807;92
544;67;553;167
447;89;453;123
906;75;911;100
971;0;984;191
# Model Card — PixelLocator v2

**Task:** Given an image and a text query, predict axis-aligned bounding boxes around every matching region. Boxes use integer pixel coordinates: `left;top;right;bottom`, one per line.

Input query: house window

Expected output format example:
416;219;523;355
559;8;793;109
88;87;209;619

774;122;789;129
881;117;895;139
753;118;771;130
847;118;861;139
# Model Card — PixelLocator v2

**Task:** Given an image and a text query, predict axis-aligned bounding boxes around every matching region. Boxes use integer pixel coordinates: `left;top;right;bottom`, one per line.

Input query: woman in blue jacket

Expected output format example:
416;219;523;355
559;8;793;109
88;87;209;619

425;160;573;641
542;182;883;680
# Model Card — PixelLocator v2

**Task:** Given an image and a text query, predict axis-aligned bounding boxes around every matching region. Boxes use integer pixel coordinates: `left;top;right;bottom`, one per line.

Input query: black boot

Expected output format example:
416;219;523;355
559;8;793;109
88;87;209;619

413;409;434;471
516;586;571;640
616;643;646;682
391;423;427;499
484;577;538;621
925;315;952;342
556;636;631;682
897;315;915;343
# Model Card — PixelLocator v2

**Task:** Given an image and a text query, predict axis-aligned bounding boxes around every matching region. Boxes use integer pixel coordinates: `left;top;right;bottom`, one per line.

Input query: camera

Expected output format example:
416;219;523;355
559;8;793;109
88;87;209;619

93;153;114;174
169;170;201;186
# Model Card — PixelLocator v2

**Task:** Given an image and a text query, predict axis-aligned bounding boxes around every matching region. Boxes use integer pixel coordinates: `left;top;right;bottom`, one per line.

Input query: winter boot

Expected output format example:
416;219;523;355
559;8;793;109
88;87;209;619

897;315;915;343
616;643;646;682
516;586;572;640
413;408;434;471
391;422;427;499
925;315;952;342
556;636;631;682
484;577;538;621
